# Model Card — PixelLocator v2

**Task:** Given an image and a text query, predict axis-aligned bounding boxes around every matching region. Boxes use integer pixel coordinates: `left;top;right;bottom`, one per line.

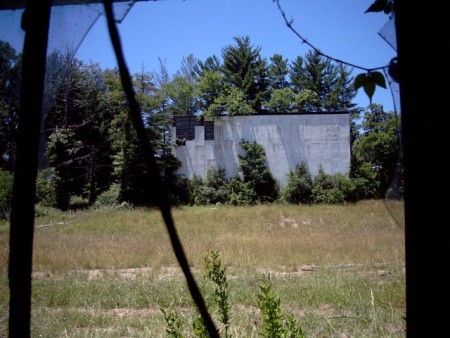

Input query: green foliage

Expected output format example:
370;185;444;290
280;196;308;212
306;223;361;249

166;174;190;206
348;156;379;201
185;141;280;207
42;59;178;210
197;37;357;116
161;249;233;337
258;276;305;338
0;40;21;172
46;127;82;210
281;162;313;204
191;184;218;206
284;314;306;338
289;50;356;112
205;249;231;337
204;86;254;118
329;64;359;112
189;168;229;206
352;104;401;198
311;165;346;204
267;54;290;90
238;140;279;203
264;87;296;113
69;195;89;210
220;87;254;116
258;279;284;337
44;58;115;209
35;169;56;207
280;159;385;205
192;316;209;338
188;169;256;207
160;308;185;338
195;55;222;76
106;67;180;207
107;71;148;206
221;36;268;112
179;54;198;84
94;183;121;208
294;89;319;112
0;168;13;219
353;71;387;104
281;161;382;205
197;70;225;112
204;167;230;203
162;75;200;116
349;107;363;148
187;174;205;205
33;204;63;218
133;66;157;112
161;250;305;338
226;177;256;206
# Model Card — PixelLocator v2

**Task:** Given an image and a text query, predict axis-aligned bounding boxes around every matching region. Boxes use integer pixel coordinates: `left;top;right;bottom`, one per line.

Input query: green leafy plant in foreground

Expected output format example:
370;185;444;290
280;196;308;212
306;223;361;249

161;307;185;338
205;249;231;337
258;275;305;338
161;249;305;337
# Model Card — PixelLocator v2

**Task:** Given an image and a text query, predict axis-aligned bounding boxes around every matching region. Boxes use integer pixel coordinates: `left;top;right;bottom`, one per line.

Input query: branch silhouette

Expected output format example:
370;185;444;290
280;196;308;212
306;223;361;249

274;0;389;72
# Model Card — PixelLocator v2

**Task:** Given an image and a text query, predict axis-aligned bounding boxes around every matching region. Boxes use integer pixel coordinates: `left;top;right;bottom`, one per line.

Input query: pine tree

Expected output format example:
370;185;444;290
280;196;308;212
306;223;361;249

267;53;289;90
45;58;115;209
221;36;268;112
289;50;353;112
0;40;21;171
194;55;222;78
238;140;279;203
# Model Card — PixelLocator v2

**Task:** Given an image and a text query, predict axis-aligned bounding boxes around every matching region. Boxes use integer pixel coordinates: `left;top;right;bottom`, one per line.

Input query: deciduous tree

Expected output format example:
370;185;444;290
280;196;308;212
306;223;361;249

352;104;400;197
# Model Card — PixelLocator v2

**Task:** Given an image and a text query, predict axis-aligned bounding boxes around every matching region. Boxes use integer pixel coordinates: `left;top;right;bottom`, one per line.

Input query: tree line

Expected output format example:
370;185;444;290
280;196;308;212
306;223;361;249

0;36;401;216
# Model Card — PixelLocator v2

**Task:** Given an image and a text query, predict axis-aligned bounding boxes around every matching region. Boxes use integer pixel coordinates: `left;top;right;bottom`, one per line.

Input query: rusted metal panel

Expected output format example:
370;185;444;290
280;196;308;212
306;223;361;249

204;120;214;140
173;115;202;141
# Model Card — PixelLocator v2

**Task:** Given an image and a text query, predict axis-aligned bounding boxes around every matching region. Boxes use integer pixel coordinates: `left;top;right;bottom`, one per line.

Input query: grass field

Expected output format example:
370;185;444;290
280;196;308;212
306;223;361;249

0;200;405;337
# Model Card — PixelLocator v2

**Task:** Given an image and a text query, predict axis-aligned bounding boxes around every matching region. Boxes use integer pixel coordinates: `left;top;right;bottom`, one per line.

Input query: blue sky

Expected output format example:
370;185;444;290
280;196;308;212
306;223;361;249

0;0;397;113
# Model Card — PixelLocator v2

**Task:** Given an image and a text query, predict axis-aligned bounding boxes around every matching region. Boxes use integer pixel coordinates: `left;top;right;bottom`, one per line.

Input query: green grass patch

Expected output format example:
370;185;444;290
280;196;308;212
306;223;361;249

0;200;405;337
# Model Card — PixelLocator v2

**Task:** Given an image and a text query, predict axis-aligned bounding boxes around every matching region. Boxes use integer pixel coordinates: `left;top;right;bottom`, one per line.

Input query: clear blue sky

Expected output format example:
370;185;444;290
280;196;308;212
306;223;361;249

0;0;398;113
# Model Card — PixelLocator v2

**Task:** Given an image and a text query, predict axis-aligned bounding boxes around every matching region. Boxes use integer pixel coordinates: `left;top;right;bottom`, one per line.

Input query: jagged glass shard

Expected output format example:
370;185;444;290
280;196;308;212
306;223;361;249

0;1;136;167
378;17;397;51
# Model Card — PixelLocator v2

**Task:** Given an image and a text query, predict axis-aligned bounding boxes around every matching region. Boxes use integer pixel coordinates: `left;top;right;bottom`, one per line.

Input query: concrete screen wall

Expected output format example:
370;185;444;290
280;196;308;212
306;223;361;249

171;113;350;187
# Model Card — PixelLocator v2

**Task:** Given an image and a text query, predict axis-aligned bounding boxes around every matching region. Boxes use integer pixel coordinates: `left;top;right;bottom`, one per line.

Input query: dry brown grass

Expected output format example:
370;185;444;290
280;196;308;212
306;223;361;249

0;199;406;337
0;199;405;272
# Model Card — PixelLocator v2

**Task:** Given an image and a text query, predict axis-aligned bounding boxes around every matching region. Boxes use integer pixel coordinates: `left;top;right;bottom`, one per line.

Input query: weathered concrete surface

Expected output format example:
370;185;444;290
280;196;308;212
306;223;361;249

171;114;350;187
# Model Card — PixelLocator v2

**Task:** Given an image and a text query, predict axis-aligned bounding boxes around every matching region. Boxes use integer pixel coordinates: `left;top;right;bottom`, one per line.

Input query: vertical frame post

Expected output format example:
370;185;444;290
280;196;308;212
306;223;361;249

8;1;52;336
